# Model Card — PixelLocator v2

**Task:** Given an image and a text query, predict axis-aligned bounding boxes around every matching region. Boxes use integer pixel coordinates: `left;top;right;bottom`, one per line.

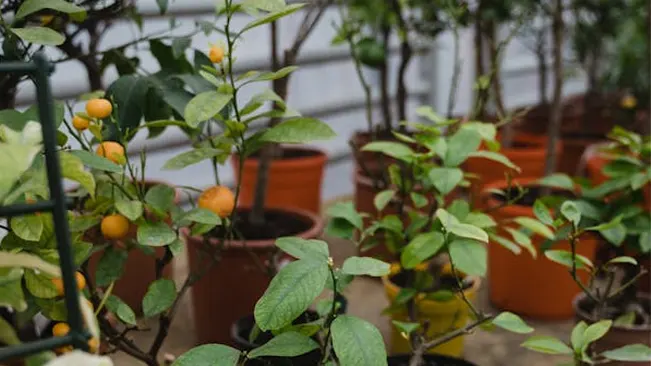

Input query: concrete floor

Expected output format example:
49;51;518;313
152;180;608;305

110;234;575;366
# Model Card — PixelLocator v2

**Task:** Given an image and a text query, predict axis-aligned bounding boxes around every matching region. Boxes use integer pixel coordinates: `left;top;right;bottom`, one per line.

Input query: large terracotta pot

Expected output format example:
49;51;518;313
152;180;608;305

481;178;597;319
232;146;327;215
185;206;324;346
574;293;651;366
465;132;561;207
84;181;177;314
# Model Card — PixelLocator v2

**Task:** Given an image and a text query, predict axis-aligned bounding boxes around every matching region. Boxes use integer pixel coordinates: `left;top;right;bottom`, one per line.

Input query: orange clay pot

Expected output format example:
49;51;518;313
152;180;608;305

481;178;597;319
465;132;561;208
232;146;327;215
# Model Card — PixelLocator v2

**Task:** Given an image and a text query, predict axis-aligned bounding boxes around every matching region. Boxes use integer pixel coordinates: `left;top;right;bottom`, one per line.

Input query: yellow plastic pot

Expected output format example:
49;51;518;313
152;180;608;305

381;265;481;358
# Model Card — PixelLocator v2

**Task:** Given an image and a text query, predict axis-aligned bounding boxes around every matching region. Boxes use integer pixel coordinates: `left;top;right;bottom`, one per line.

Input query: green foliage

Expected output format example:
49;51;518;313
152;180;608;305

331;315;387;366
142;279;176;318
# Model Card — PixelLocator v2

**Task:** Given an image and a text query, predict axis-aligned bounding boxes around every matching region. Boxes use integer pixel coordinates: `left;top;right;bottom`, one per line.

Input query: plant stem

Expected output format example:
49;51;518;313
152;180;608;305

320;267;338;364
543;0;564;176
380;25;393;131
390;0;412;131
446;14;461;119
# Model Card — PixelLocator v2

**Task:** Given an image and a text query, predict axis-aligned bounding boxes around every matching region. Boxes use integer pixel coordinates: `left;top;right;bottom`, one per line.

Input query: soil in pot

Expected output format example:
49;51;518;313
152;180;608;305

232;146;327;215
231;311;321;365
388;354;478;366
574;293;651;366
186;206;324;346
482;179;598;319
383;267;480;358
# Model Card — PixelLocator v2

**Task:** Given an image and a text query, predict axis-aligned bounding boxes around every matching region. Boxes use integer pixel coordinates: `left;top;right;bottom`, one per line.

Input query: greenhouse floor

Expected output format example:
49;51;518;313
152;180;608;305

111;233;575;366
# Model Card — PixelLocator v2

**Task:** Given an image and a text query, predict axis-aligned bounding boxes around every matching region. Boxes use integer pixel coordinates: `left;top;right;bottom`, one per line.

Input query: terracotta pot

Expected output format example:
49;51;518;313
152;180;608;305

481;178;597;319
185;206;324;345
232;146;327;215
573;293;651;366
465;132;561;208
84;181;177;314
350;130;404;177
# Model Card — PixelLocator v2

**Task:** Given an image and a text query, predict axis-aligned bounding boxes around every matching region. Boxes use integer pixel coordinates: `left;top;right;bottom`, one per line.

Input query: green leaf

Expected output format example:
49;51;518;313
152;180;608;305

60;152;95;197
599;223;627;246
640;232;651;253
255;259;329;330
163;148;223;170
400;232;445;269
463;212;497;228
16;0;85;19
467;150;521;172
326;202;363;230
331;315;387;366
145;184;176;213
95;247;128;286
582;320;612;346
115;200;144;221
11;215;42;241
602;344;651;362
137;222;176;247
521;336;573;355
68;150;122;173
11;27;64;46
492;312;534;334
614;312;637;326
361;141;414;162
374;190;395;211
444;128;482;167
435;208;461;228
105;75;151;132
341;257;390;277
0;316;20;346
410;192;428;208
260;118;335;143
0;268;26;311
253;66;299;82
490;234;522;255
105;295;137;325
561;201;581;227
247;331;319;359
142;278;176;318
184;91;232;128
24;270;58;298
171;37;191;59
448;223;489;243
606;256;638;265
533;200;554;226
449;238;487;276
544;250;593;270
570;321;588;351
242;3;306;32
275;237;329;261
172;344;241;366
536;174;575;190
506;228;536;258
182;208;222;225
429;167;463;195
392;320;420;334
394;288;417;305
514;217;554;240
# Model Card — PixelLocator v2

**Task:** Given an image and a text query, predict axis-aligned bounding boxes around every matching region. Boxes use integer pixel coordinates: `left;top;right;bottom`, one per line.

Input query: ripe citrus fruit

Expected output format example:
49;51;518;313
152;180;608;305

86;98;113;119
72;115;90;131
75;271;86;291
209;46;224;63
52;277;65;296
52;322;70;337
198;185;235;218
95;141;125;164
101;214;130;240
88;337;100;353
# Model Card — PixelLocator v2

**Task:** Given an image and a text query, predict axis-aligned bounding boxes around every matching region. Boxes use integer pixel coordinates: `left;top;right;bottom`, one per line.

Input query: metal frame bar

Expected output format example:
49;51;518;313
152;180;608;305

0;53;88;361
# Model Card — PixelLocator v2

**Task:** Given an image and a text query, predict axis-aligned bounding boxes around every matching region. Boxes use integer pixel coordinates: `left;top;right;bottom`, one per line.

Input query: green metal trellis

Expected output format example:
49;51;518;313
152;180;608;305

0;53;89;361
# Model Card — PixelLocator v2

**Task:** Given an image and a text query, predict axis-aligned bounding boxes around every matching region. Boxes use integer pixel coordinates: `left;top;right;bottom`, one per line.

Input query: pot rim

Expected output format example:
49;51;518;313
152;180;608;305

572;292;651;332
181;205;325;249
233;145;328;168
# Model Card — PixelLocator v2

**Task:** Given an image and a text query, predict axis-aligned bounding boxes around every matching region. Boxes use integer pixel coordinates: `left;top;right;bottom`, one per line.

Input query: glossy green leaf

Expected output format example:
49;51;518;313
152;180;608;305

11;27;64;45
275;237;329;261
582;320;612;346
137;222;176;247
105;295;137;325
467;150;520;172
561;201;581;227
533;200;554;226
253;66;299;82
448;222;489;243
95;247;127;286
639;232;651;253
260;118;335;143
444;128;482;167
506;228;536;258
331;315;387;366
172;344;240;366
60;152;95;197
602;344;651;362
115;200;144;221
463;212;496;228
492;312;534;334
361;142;414;162
571;321;588;351
536;174;575;190
182;208;222;225
242;3;306;32
24;270;58;299
514;217;554;239
11;215;42;242
16;0;85;19
184;91;232;128
521;336;573;355
392;320;420;334
163;148;224;170
401;232;445;269
145;184;176;213
248;331;318;359
410;192;428;208
429;167;463;195
600;223;627;246
606;256;638;266
374;190;395;211
105;75;151;132
0;316;20;346
544;250;593;270
327;202;363;229
142;278;176;318
341;257;390;277
435;208;461;228
0;268;26;311
69;150;122;173
449;238;487;276
255;259;329;330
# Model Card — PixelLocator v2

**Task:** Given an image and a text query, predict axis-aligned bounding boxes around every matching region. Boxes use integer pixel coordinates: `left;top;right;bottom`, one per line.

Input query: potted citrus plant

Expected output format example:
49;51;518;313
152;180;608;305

157;0;336;345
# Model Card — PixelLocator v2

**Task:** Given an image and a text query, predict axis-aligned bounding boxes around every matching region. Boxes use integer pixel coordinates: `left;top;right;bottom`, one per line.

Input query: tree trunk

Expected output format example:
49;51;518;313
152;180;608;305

537;31;548;106
80;55;104;91
544;0;564;176
471;2;487;120
380;26;393;131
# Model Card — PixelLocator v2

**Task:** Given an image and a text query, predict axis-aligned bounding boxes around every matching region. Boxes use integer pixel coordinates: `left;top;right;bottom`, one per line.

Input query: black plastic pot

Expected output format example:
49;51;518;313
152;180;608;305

388;354;478;366
231;311;322;366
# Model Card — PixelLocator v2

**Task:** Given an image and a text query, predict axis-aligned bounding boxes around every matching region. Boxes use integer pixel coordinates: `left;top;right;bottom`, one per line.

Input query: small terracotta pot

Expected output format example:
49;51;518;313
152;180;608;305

84;181;178;314
232;146;327;215
573;293;651;366
185;206;324;345
481;178;597;319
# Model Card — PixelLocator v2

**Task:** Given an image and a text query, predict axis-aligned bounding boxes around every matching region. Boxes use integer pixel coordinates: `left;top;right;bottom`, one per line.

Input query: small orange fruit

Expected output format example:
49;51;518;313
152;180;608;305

52;277;65;296
209;46;224;64
198;185;235;218
72;115;90;131
101;214;130;240
88;337;100;353
52;322;70;337
75;271;86;291
86;98;113;119
95;141;125;164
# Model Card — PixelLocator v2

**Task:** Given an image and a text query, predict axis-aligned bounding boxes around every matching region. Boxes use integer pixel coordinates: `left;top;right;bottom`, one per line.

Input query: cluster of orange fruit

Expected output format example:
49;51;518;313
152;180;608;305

50;272;99;354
